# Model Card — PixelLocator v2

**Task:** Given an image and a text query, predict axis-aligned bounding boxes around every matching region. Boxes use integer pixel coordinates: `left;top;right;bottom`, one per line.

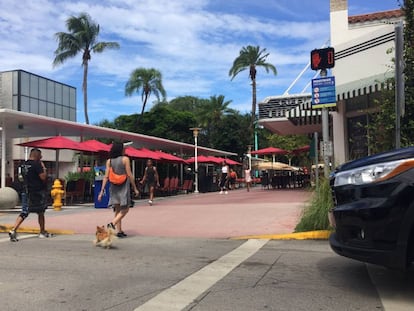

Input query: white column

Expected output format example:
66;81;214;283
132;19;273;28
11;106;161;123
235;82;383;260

1;126;6;188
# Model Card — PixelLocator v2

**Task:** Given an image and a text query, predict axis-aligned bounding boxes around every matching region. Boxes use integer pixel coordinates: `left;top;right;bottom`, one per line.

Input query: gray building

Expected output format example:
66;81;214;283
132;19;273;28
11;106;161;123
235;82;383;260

0;69;76;121
0;69;77;181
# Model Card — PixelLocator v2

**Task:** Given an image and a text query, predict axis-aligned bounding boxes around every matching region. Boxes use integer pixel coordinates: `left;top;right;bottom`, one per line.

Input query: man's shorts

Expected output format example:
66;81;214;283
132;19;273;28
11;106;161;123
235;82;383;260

28;191;47;214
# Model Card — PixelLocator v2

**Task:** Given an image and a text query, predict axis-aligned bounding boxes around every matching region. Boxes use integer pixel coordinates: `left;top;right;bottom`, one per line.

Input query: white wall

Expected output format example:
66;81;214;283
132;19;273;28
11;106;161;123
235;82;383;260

330;7;398;165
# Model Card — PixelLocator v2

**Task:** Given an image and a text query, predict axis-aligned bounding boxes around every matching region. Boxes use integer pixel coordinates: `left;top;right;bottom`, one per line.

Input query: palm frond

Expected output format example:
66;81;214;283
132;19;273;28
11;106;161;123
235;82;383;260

93;41;120;53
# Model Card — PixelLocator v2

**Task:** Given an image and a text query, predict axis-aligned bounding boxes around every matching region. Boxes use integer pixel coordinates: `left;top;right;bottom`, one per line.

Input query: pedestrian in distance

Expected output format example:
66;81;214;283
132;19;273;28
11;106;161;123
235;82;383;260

98;142;139;238
9;148;52;241
219;161;229;194
244;164;252;192
229;168;237;190
140;159;160;206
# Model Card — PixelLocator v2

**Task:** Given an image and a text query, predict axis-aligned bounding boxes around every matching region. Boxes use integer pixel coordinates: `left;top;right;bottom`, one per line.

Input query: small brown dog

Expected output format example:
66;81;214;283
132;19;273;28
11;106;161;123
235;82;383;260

94;226;116;248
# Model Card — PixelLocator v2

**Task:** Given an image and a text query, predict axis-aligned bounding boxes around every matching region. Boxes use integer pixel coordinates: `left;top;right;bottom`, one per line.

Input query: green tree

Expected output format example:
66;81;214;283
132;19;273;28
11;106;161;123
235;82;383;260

265;133;310;165
229;45;277;139
402;0;414;145
208;112;251;157
125;68;167;116
168;96;207;113
366;84;395;153
53;12;120;124
197;95;235;147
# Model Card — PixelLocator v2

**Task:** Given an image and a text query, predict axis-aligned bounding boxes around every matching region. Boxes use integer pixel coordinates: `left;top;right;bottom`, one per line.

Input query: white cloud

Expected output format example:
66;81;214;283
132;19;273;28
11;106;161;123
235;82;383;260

1;0;331;123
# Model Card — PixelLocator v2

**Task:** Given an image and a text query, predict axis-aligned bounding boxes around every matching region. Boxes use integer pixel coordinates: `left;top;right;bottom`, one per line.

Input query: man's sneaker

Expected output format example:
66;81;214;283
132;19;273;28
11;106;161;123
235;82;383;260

225;191;228;194
107;223;115;230
148;200;153;206
9;230;18;242
39;231;53;238
219;191;223;194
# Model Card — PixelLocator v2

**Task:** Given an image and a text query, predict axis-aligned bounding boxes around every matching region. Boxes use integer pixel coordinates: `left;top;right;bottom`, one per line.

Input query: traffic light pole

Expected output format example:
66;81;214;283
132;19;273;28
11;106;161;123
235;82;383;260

320;69;330;178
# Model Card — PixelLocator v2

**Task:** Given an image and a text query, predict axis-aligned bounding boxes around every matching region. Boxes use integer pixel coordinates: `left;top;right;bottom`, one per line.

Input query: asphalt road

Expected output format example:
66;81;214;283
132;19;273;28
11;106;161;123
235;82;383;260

1;234;413;311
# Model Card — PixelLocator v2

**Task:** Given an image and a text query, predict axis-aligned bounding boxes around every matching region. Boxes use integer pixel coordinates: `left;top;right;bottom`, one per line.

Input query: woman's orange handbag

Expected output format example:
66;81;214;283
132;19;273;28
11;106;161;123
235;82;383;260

108;160;127;185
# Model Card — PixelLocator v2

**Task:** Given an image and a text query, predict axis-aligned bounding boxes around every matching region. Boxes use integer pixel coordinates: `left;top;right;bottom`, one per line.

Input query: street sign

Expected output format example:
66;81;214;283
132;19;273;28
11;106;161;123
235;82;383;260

312;76;336;109
320;141;333;157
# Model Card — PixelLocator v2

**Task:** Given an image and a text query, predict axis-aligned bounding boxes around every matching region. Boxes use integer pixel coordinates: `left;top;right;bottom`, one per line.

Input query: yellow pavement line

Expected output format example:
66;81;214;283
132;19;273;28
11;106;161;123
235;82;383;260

233;230;332;240
0;224;74;235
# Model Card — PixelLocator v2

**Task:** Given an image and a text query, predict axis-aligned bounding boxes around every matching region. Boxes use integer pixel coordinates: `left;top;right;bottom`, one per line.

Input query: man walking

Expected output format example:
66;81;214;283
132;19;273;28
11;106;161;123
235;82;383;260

9;148;52;241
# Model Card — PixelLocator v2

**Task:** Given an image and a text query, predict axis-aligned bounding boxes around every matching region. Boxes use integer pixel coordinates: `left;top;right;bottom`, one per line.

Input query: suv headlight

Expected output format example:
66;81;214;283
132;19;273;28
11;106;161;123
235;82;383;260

334;159;414;187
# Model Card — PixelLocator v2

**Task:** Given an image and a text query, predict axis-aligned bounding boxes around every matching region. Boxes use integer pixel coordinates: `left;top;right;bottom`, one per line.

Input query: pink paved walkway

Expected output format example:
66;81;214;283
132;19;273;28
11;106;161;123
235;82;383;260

18;187;311;238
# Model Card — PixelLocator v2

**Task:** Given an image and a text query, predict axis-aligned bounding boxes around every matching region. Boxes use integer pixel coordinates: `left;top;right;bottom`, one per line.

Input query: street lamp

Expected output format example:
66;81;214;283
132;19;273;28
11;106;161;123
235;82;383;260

190;127;201;194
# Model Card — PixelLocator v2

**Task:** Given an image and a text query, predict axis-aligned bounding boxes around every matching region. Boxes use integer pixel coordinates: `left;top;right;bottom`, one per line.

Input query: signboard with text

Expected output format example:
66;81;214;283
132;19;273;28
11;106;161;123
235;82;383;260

312;77;337;109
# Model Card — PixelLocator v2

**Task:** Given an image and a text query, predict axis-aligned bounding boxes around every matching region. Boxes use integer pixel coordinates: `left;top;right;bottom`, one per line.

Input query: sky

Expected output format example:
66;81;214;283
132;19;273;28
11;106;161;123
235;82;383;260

0;0;401;124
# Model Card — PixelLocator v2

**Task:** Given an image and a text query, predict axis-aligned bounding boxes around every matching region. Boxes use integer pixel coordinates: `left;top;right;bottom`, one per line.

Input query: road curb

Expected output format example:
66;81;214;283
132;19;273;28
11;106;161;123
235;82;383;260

233;230;332;240
0;224;74;235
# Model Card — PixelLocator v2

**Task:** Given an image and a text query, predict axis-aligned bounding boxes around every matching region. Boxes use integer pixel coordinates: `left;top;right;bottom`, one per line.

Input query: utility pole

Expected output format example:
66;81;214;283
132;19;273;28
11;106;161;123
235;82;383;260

395;22;405;149
310;47;335;179
320;69;330;178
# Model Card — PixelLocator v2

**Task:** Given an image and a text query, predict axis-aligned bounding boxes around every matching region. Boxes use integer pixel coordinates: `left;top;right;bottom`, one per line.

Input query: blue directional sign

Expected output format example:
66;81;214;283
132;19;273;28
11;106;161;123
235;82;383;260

312;76;336;108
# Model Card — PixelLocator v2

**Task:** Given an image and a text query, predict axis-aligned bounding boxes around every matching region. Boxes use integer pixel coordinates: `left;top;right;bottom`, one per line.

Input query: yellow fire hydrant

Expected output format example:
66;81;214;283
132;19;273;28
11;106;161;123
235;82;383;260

51;179;64;211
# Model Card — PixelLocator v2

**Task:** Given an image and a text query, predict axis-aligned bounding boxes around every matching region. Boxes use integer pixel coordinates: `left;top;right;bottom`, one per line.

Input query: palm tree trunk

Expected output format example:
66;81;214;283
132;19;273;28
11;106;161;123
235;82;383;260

83;63;90;124
141;93;149;115
251;78;257;145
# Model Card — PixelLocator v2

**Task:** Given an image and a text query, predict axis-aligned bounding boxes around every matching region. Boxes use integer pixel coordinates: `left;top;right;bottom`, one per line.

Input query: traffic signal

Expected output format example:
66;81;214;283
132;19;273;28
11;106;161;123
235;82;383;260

310;47;335;70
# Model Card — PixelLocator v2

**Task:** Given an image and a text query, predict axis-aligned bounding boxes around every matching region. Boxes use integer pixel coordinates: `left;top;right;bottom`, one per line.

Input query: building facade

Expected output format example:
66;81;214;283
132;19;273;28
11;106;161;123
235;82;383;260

258;0;403;167
0;70;77;180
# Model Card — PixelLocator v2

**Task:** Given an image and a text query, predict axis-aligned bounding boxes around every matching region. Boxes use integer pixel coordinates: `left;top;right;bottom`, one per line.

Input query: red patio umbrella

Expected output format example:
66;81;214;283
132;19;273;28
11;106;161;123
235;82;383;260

187;155;220;164
124;147;155;159
214;157;241;166
291;145;310;155
155;150;187;164
17;136;99;178
78;139;111;152
250;147;288;155
17;136;96;152
250;147;288;166
140;148;162;160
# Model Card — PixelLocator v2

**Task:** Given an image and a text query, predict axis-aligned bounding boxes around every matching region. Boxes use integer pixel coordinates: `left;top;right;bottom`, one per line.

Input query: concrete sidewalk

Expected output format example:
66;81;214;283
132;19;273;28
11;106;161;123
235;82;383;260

0;187;312;239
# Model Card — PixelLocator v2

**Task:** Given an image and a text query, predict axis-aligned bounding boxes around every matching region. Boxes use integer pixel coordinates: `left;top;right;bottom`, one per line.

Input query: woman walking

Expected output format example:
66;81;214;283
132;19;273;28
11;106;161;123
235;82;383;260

98;142;139;237
219;161;229;194
244;165;252;192
141;159;160;205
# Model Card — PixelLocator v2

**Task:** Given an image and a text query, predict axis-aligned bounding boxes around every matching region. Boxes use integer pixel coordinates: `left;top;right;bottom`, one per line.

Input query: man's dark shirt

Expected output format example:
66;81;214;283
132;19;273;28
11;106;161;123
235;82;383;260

26;160;46;192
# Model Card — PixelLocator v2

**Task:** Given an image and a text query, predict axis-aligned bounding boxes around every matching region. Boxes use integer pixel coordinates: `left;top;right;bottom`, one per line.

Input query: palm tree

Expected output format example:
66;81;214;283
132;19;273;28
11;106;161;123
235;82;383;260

197;95;234;147
229;45;277;136
198;95;234;126
125;68;167;116
53;13;120;124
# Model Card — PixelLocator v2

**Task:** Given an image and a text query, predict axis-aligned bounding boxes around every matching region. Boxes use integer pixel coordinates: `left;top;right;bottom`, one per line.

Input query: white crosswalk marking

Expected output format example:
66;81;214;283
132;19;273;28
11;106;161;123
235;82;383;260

134;239;270;311
0;234;37;243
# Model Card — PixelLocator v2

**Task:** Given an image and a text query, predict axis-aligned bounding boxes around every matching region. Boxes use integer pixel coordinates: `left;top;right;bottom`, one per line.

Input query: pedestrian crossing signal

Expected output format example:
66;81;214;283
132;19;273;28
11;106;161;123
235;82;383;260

310;47;335;70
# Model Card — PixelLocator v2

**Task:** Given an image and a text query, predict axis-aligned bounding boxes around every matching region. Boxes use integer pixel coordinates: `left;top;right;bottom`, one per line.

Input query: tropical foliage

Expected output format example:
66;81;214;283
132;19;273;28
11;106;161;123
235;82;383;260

125;68;166;116
402;0;414;146
53;12;120;124
295;178;333;232
97;95;262;158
